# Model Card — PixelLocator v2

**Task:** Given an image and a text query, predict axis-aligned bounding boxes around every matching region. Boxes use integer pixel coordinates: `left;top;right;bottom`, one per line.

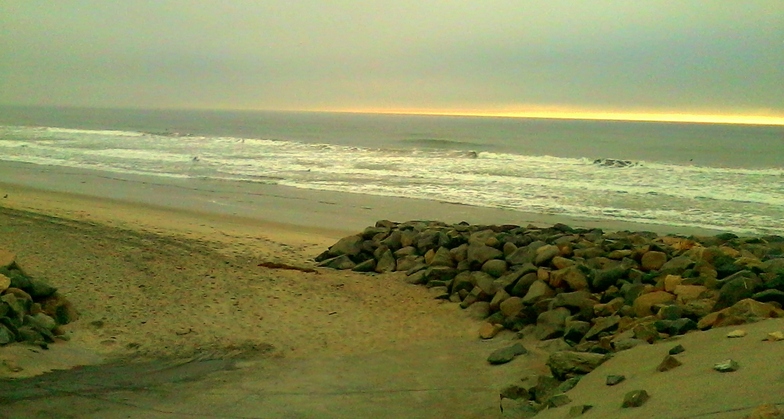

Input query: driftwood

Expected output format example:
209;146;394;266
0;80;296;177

257;261;318;274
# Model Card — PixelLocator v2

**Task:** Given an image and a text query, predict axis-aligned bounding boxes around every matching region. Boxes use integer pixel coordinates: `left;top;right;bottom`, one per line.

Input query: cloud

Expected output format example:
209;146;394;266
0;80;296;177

1;0;782;116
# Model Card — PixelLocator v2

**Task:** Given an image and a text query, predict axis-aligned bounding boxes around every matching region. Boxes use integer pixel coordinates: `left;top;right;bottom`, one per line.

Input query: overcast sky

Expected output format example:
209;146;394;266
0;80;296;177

1;1;782;119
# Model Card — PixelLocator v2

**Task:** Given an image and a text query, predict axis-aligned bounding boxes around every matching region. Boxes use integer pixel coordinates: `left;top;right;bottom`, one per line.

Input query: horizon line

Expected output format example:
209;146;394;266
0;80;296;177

319;108;784;126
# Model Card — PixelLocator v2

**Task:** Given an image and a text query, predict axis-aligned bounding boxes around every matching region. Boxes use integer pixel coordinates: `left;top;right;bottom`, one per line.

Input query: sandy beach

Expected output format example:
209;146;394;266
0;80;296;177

1;161;782;418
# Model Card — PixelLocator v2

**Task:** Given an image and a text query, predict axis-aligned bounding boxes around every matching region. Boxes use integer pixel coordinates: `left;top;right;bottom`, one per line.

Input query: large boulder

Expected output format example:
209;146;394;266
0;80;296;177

328;235;364;257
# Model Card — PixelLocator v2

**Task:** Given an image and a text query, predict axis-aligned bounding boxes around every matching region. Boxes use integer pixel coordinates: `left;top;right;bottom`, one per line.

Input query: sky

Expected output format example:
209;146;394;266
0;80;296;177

1;1;783;124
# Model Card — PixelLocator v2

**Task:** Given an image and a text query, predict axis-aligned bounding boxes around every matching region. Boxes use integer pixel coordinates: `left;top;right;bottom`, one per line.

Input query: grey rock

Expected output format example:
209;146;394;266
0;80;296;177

547;351;609;380
546;393;572;408
499;384;530;400
622;390;650;408
563;320;591;344
521;280;555;305
535;245;560;266
0;324;14;345
714;359;739;372
24;279;58;299
429;247;454;267
482;259;508;277
487;342;528;365
467;244;503;267
375;249;396;273
535;307;571;340
318;255;356;270
715;273;763;310
568;405;593;417
668;344;686;355
328;235;364;257
352;259;376;272
606;374;626;386
583;315;621;341
613;338;648;351
510;272;538;297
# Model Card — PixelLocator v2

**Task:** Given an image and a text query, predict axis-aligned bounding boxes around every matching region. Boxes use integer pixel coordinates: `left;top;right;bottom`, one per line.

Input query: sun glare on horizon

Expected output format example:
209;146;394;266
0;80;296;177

320;107;784;126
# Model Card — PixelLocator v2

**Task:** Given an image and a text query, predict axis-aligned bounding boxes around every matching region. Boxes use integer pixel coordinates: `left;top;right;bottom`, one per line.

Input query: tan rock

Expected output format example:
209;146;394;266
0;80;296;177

664;275;683;292
698;311;721;329
641;251;667;271
764;331;784;342
479;322;505;339
0;273;10;293
726;329;747;338
537;268;550;282
0;249;16;270
656;354;683;372
719;246;740;258
500;296;524;318
633;291;675;318
673;285;708;303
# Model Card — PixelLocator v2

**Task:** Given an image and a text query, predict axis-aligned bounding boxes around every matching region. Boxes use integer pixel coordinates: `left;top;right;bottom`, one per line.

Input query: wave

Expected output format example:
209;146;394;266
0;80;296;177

398;137;487;149
43;127;145;137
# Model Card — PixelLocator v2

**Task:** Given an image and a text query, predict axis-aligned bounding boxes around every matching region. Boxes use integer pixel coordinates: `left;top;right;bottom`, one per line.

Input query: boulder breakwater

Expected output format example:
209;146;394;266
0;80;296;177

317;221;784;414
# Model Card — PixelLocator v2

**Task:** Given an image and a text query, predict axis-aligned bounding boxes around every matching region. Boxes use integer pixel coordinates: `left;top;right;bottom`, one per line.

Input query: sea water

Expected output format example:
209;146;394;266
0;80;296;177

0;106;782;235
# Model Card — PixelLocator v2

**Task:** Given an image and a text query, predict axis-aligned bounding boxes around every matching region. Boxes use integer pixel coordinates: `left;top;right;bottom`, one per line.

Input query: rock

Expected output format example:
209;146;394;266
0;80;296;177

663;275;683;292
467;244;503;267
429;247;454;267
549;290;597;319
606;374;626;386
482;259;508;277
641;251;667;271
673;285;709;303
622;390;650;408
422;266;457;283
29;313;56;331
505;245;538;266
500;297;524;318
328;235;363;257
752;289;784;306
552;256;575;270
489;289;511;312
535;307;571;340
405;270;427;285
24;278;58;299
727;329;747;338
0;250;16;271
656;355;683;372
530;374;562;403
500;399;539;418
764;331;784;342
375;250;396;273
0;273;10;293
655;318;698;336
660;256;695;275
563;320;591;344
594;297;625;317
592;266;629;291
479;322;505;339
669;344;686;355
584;315;621;341
0;324;14;345
428;286;449;300
546;393;572;408
711;298;784;328
467;301;491;320
535;245;560;266
499;384;530;400
714;272;763;311
521;280;555;305
473;271;498;296
39;294;79;325
632;322;660;343
1;293;26;319
633;291;675;318
657;304;682;320
613;337;648;351
551;266;589;291
713;359;739;372
352;259;376;272
487;342;528;365
568;405;593;417
547;351;609;380
510;272;538;297
318;255;356;270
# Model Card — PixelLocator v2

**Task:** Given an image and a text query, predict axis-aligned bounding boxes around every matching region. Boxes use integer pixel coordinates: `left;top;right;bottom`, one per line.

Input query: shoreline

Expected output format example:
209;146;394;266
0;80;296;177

0;160;728;237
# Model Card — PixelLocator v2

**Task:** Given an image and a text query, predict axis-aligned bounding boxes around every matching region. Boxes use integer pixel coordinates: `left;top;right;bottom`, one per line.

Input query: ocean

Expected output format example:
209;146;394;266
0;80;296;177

0;106;782;235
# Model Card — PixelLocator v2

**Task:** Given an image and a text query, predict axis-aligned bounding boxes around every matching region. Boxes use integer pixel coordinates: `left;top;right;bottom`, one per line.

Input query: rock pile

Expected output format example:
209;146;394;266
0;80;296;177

317;221;784;346
0;249;78;348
